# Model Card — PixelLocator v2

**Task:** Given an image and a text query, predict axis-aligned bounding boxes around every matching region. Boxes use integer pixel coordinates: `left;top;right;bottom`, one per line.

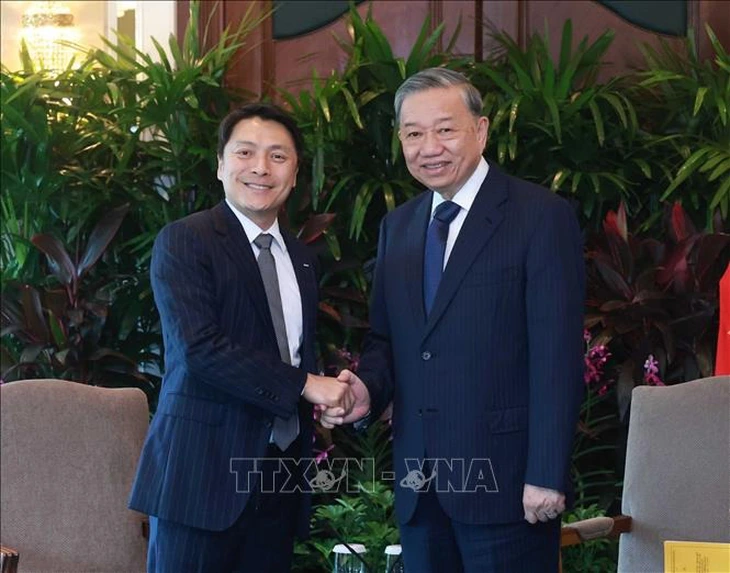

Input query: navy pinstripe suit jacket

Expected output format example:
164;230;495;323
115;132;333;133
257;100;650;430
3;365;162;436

128;201;318;533
357;164;585;526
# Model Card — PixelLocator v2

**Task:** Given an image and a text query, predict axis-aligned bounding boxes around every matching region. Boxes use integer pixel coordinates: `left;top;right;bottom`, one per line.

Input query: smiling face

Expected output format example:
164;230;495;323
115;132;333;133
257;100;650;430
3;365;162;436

217;116;299;229
398;86;488;200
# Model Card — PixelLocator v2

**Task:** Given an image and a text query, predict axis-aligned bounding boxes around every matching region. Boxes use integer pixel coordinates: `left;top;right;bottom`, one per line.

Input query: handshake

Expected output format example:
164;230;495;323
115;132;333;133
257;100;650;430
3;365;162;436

302;370;370;429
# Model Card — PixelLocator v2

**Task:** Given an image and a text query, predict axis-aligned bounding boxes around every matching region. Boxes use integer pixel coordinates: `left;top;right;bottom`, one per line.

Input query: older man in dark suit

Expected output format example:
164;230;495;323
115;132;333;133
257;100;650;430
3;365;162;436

129;103;351;572
325;68;585;571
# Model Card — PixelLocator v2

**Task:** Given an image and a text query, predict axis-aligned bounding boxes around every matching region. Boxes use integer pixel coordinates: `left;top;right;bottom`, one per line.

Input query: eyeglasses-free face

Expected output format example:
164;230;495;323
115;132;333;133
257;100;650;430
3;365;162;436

398;86;488;200
217;116;299;229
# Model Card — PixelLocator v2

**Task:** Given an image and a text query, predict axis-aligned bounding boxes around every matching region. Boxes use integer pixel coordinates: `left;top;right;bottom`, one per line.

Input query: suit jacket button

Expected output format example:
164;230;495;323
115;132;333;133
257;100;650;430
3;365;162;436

256;388;264;395
421;351;432;361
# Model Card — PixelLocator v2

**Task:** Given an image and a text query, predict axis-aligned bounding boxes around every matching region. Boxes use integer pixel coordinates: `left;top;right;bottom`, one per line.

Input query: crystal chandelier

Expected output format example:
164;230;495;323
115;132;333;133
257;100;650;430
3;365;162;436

21;1;79;71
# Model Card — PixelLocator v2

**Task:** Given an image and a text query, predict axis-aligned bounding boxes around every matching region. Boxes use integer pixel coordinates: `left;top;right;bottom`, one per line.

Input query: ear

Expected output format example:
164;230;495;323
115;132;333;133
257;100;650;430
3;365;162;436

216;156;223;181
477;116;489;151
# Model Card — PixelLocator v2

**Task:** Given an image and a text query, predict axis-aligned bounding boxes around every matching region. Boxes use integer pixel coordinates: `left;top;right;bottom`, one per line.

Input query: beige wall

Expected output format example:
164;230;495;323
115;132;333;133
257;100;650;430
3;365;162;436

0;1;175;71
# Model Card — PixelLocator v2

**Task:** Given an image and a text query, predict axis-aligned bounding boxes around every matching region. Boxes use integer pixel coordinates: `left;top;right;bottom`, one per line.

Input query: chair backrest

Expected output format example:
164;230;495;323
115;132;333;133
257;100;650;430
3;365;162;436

0;379;149;572
618;375;730;572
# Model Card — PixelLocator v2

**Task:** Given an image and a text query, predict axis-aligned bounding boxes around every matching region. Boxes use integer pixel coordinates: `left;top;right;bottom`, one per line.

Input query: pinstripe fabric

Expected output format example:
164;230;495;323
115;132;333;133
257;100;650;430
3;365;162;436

399;487;560;572
357;163;585;530
128;201;318;538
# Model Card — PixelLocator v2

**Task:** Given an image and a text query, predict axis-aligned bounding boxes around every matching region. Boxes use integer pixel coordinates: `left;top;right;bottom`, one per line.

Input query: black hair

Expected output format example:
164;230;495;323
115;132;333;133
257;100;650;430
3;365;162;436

217;102;304;160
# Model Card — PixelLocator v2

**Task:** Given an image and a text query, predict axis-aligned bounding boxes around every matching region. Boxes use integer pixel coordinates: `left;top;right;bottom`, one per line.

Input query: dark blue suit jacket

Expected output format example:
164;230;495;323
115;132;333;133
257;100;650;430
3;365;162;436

357;164;585;526
129;201;318;533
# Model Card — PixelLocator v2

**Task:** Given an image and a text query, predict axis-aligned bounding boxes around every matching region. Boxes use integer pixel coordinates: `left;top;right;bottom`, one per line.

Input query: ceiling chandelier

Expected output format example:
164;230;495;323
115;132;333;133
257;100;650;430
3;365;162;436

21;1;79;71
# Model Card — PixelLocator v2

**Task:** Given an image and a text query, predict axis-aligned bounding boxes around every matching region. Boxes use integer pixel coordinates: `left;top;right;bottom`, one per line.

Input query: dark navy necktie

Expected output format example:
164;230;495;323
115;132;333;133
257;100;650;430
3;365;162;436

423;200;461;316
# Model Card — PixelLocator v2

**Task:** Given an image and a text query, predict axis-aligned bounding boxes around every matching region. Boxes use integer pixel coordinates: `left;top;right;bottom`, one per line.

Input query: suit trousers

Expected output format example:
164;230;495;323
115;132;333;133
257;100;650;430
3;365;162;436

147;440;303;573
400;486;560;573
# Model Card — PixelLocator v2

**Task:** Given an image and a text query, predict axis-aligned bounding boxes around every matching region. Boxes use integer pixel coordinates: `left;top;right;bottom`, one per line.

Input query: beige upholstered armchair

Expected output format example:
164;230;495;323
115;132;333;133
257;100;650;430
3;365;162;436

560;375;730;572
0;379;149;573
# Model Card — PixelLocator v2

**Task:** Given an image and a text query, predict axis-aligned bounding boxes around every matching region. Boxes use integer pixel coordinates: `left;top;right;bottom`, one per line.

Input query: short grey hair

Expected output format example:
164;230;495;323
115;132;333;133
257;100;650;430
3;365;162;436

394;67;483;125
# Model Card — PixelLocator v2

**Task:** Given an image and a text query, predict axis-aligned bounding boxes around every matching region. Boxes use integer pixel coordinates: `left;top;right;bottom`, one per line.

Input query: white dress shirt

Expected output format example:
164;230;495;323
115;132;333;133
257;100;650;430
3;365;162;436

429;157;490;269
225;199;303;368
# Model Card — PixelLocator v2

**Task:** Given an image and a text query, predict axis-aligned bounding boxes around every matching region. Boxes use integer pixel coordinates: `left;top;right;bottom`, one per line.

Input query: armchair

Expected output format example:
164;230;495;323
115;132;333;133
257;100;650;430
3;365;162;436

0;379;149;572
560;375;730;572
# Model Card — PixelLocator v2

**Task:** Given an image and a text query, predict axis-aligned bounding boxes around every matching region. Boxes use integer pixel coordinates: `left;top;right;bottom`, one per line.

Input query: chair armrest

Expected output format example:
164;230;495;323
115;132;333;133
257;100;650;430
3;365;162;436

561;515;632;547
0;544;19;573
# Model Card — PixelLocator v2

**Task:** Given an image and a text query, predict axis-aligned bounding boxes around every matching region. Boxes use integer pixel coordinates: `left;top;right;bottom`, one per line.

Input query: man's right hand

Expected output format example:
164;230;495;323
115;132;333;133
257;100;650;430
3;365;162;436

320;369;371;428
302;374;352;417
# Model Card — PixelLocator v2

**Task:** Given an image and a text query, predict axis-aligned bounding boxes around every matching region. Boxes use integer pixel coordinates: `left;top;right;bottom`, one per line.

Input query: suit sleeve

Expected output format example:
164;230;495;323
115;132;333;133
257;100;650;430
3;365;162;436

356;217;395;420
152;221;306;418
524;198;585;492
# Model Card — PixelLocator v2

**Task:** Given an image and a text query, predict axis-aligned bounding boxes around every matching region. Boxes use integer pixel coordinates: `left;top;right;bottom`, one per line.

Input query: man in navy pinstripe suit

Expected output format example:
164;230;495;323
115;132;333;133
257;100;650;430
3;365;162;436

324;69;585;571
129;103;352;572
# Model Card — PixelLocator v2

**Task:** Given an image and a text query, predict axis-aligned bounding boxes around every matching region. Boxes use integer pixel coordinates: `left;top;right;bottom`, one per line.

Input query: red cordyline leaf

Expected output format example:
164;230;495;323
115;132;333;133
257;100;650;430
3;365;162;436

297;213;336;244
656;237;699;292
77;204;129;278
669;201;696;243
31;234;76;286
604;202;628;243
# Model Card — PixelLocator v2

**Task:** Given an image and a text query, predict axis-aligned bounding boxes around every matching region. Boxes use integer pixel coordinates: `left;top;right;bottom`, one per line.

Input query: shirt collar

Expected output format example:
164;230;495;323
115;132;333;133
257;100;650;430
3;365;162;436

431;157;489;215
225;199;288;253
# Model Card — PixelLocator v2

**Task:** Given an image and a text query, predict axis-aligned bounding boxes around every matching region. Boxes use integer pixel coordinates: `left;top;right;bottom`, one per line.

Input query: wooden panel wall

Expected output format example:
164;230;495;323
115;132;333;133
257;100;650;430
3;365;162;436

177;0;729;99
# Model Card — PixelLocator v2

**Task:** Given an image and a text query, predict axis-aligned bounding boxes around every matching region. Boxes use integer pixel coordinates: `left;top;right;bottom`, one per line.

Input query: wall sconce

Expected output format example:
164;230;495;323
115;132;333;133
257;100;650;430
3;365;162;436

21;1;79;71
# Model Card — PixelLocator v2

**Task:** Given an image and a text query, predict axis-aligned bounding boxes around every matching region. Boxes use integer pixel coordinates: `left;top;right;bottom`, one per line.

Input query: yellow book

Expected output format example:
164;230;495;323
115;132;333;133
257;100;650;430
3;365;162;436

664;540;730;573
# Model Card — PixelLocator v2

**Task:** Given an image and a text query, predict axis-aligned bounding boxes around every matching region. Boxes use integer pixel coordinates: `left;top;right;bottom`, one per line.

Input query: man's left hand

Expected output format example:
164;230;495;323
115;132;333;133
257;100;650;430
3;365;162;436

523;484;565;524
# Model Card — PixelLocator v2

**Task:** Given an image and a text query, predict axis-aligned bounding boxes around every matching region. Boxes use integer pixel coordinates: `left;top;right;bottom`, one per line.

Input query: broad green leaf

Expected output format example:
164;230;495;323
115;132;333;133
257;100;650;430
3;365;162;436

341;87;363;129
151;37;173;72
543;54;556;98
47;309;66;347
589;173;601;195
661;147;713;199
478;66;517;98
705;24;728;60
693;86;708;116
168;33;184;69
317;92;331;123
509;97;522;133
545;95;561;143
324;175;355;212
508;133;518;161
405;13;433;72
497;140;507;164
571;172;583;194
558;20;573;76
350;181;375;240
699;151;727;173
382;182;396;212
323;230;341;261
312;144;324;208
708;157;730;182
588;100;605;146
551;169;570;192
599;93;628;128
715;94;728;125
710;176;730;209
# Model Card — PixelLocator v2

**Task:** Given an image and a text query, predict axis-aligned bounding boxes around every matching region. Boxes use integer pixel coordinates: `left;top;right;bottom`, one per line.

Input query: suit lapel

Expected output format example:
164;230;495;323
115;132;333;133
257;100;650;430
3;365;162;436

405;193;432;328
211;201;275;336
422;166;509;341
